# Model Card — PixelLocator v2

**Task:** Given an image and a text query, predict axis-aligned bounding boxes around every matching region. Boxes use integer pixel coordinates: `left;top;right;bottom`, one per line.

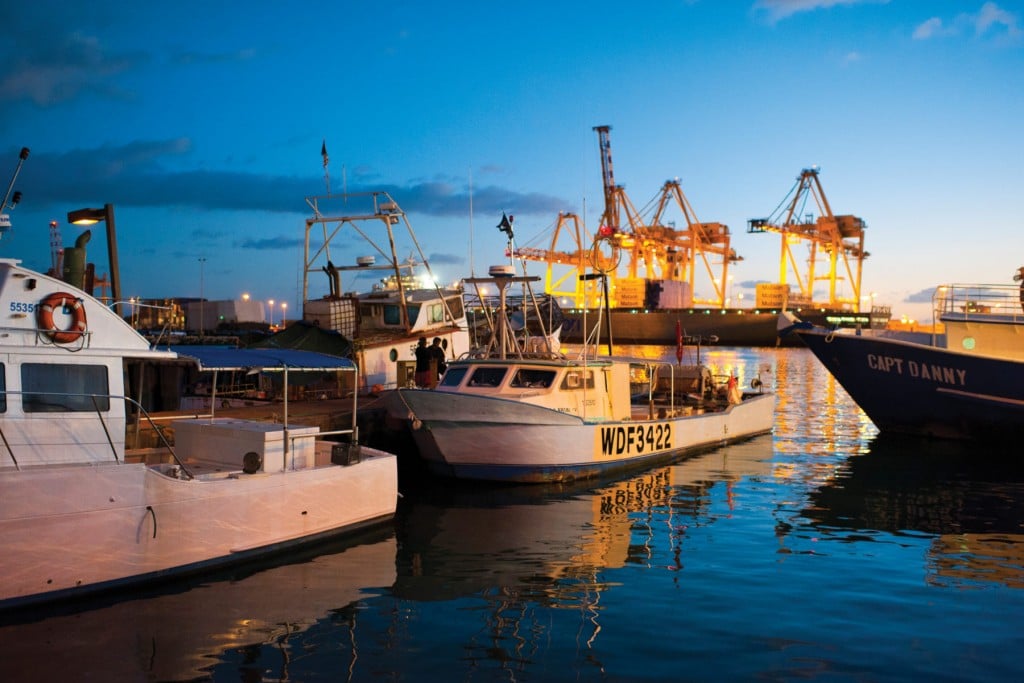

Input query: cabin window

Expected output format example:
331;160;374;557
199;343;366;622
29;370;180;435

467;367;507;388
427;303;446;324
446;296;464;320
439;367;468;387
560;370;595;391
21;363;110;413
0;364;5;413
383;303;419;326
510;369;556;389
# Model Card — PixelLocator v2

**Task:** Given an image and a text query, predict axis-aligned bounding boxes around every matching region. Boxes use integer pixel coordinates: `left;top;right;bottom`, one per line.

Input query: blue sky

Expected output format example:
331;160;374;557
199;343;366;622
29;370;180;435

2;0;1021;323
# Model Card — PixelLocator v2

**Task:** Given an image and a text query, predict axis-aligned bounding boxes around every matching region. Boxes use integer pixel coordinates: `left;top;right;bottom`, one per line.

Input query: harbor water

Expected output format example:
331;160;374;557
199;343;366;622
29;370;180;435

3;346;1024;682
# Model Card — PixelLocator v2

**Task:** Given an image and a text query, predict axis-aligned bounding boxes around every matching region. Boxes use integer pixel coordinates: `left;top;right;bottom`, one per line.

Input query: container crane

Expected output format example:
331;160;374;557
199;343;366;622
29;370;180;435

747;167;868;310
515;125;739;309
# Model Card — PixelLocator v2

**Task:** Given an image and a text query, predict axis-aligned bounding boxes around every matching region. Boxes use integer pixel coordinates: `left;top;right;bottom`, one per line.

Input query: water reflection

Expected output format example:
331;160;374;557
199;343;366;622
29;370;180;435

392;436;777;673
804;434;1024;588
0;528;396;681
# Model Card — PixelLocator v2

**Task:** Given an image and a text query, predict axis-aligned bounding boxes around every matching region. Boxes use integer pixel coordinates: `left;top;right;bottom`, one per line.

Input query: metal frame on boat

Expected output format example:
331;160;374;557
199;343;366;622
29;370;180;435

300;191;470;390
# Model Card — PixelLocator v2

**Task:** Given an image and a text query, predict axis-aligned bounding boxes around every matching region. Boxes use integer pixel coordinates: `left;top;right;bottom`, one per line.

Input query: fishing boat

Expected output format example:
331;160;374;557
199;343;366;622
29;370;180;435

389;268;775;483
0;256;398;610
300;191;469;390
779;268;1024;441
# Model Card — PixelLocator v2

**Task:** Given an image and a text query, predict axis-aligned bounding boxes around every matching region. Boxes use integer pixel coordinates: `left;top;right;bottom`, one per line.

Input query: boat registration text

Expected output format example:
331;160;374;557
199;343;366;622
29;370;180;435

597;422;673;458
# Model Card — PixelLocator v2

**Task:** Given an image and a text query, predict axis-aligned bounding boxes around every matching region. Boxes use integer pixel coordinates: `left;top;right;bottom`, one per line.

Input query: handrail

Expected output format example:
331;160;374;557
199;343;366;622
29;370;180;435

933;282;1024;319
0;389;194;479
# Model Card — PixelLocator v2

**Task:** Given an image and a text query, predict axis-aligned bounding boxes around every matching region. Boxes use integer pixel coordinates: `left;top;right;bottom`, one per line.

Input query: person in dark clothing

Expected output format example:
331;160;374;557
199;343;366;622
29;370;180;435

414;336;433;387
430;337;447;381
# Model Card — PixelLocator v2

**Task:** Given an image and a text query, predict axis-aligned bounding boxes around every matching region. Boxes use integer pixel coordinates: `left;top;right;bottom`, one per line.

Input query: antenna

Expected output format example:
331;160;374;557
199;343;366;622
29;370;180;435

1;147;29;238
468;168;475;276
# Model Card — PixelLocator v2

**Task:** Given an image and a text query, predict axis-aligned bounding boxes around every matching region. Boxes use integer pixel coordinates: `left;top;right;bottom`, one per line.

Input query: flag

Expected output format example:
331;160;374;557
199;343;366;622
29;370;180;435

321;140;329;169
497;212;514;239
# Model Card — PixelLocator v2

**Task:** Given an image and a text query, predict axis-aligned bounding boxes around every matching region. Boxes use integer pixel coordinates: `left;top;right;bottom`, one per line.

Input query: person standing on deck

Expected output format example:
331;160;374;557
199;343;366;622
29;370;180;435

430;337;447;383
415;337;433;388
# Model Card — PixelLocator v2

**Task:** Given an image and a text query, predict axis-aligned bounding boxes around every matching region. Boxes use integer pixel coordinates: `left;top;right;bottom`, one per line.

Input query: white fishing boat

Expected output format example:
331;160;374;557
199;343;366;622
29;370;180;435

0;257;398;610
301;192;470;390
390;269;776;482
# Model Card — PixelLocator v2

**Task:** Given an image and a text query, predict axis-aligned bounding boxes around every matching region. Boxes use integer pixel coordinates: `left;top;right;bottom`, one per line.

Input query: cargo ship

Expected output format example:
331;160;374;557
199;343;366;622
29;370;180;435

515;126;886;347
559;303;890;347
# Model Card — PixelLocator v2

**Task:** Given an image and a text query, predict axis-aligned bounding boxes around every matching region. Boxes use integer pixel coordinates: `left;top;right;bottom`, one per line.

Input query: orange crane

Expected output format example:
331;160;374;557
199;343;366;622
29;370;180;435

747;167;868;310
515;125;739;309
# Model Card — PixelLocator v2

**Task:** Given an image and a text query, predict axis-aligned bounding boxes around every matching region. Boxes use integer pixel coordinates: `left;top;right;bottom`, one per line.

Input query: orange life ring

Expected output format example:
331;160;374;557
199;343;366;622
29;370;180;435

38;292;87;344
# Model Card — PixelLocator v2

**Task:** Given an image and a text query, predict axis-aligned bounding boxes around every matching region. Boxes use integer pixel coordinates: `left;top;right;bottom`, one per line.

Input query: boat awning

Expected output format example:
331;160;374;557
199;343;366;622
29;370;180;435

170;346;356;373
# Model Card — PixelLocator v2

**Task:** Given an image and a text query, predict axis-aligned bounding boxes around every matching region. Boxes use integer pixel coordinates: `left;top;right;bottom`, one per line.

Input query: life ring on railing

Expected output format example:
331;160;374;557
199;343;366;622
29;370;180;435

37;291;87;344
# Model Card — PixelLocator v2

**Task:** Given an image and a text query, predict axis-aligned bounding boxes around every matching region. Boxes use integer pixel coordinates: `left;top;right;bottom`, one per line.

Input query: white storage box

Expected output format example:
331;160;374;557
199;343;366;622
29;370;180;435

174;418;320;472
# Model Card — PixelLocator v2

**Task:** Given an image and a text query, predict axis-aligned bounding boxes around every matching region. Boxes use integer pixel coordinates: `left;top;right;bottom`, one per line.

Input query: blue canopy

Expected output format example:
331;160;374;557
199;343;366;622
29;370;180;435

169;346;356;372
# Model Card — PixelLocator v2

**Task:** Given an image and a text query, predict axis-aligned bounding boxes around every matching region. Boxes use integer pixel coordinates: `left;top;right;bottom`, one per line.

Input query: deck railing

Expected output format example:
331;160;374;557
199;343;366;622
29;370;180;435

0;390;359;477
933;282;1024;323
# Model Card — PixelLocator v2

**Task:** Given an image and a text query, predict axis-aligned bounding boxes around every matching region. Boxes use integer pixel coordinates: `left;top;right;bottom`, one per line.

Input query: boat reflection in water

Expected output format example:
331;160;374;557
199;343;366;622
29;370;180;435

393;435;776;668
803;434;1024;589
0;529;397;682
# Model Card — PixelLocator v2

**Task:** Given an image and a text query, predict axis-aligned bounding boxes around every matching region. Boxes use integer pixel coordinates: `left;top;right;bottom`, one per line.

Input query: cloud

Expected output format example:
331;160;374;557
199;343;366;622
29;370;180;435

912;17;947;40
0;17;147;106
235;236;305;250
904;288;935;303
975;1;1021;39
426;253;466;265
753;0;887;22
913;2;1021;42
841;51;863;65
9;142;571;219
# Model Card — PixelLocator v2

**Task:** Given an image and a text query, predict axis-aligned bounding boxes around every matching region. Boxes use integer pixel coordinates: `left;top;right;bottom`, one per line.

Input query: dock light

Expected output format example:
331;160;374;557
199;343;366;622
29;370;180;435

67;204;120;314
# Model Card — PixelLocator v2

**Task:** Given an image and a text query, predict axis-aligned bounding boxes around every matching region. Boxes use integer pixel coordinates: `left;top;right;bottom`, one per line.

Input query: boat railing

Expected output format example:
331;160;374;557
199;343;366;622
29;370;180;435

0;389;362;477
933;283;1024;324
0;389;192;478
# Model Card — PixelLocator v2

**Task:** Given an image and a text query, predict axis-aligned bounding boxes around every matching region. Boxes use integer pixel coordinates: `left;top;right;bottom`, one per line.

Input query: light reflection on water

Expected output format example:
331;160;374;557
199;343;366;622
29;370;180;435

3;347;1024;682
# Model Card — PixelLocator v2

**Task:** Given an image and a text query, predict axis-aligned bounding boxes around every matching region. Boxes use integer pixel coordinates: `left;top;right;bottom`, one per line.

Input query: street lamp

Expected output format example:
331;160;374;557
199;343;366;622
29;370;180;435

198;257;206;336
280;301;287;327
67;204;120;314
268;299;275;327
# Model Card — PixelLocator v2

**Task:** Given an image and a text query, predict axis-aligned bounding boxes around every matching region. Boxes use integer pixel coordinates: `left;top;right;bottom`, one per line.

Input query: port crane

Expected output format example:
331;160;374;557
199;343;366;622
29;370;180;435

514;125;740;309
747;167;868;310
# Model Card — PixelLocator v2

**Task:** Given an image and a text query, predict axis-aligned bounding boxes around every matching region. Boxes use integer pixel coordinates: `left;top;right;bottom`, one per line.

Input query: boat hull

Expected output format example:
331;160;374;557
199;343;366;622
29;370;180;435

792;328;1024;440
0;450;397;609
561;308;879;347
395;390;776;482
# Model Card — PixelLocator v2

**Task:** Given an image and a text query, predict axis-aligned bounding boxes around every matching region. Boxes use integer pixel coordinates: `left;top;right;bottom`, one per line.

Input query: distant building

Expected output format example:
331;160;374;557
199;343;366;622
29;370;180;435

184;299;268;332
